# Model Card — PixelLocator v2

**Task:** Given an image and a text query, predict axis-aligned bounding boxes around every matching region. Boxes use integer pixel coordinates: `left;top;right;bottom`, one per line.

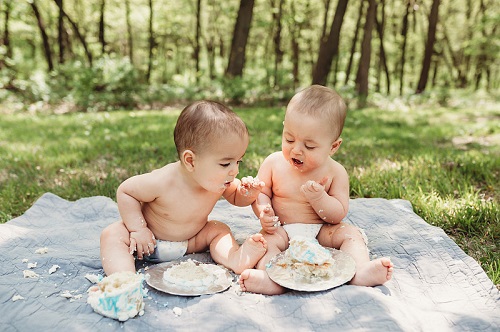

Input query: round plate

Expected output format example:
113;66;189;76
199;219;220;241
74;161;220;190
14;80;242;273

266;248;356;292
145;260;233;296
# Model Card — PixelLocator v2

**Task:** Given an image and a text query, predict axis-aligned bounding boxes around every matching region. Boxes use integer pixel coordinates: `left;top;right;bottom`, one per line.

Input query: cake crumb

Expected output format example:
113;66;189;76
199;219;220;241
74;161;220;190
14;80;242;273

12;294;25;302
173;307;183;316
48;265;60;274
23;270;40;278
35;247;49;254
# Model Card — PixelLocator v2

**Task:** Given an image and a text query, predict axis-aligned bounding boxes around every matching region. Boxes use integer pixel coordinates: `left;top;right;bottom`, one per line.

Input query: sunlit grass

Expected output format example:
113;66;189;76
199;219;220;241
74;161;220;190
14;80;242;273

0;105;498;287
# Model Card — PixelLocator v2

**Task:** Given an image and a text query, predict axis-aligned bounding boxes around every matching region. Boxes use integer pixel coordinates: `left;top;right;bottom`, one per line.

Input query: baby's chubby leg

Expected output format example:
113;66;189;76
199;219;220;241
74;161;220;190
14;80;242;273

192;220;267;275
100;221;137;275
317;222;393;287
239;227;289;295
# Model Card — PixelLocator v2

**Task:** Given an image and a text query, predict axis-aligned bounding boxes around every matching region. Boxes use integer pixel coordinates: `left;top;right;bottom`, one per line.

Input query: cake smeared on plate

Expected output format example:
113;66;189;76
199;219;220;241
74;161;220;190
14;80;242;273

278;236;336;281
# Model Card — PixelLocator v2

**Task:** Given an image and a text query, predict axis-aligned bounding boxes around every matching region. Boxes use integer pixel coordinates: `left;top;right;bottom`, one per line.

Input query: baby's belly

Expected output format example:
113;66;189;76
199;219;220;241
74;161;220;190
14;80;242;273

273;198;322;224
144;210;207;242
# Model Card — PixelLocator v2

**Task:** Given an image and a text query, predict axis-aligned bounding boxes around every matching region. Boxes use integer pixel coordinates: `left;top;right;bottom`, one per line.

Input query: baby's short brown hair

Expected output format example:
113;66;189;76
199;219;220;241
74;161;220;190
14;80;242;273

174;100;248;157
286;85;347;140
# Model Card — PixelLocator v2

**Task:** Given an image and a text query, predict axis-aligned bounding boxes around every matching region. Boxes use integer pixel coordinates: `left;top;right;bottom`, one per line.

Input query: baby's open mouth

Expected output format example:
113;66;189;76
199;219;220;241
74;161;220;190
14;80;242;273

292;158;303;166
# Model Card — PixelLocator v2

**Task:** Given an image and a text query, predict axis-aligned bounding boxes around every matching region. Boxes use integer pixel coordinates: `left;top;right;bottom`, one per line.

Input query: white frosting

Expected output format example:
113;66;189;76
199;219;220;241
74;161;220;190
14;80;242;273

87;272;145;322
287;236;332;265
163;259;228;293
280;237;335;282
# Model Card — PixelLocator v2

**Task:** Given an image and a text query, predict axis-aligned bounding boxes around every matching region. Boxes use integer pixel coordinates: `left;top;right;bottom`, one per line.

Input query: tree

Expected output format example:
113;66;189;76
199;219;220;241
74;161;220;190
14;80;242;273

98;0;106;55
146;0;155;83
345;0;364;85
1;0;13;69
355;0;377;105
226;0;255;77
270;0;284;88
125;0;134;65
30;0;54;72
53;0;93;66
398;0;411;95
194;0;202;83
416;0;441;94
312;0;349;86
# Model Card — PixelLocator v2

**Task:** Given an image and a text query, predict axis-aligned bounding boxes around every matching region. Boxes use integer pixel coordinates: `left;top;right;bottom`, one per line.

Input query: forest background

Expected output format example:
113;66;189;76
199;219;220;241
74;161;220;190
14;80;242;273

0;0;499;286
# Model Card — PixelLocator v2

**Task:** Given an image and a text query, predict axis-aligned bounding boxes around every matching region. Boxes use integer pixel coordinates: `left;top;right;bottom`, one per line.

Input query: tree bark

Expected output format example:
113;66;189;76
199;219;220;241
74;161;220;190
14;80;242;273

226;0;255;77
312;0;349;86
1;0;13;69
30;0;54;72
374;2;390;94
416;0;441;94
55;0;65;64
53;0;93;66
146;0;155;83
271;0;284;88
98;0;106;55
399;0;411;95
355;0;377;105
125;0;134;65
194;0;202;82
345;0;364;85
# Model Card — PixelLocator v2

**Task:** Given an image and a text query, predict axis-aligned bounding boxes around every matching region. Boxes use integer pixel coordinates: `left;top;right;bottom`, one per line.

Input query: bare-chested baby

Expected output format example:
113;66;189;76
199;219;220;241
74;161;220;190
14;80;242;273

239;85;393;295
100;100;267;276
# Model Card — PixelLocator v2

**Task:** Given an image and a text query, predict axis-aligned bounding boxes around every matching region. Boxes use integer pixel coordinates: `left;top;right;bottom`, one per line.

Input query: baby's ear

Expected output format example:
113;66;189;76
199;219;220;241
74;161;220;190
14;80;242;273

330;138;342;155
181;150;195;171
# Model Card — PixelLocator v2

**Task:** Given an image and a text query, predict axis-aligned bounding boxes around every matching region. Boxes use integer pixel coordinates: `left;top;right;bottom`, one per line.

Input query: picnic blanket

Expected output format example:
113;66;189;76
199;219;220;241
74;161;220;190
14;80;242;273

1;192;499;331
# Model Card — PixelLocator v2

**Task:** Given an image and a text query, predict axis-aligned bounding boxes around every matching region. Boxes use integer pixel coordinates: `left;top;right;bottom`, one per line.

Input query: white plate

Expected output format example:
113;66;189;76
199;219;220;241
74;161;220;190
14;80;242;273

266;248;356;292
145;260;233;296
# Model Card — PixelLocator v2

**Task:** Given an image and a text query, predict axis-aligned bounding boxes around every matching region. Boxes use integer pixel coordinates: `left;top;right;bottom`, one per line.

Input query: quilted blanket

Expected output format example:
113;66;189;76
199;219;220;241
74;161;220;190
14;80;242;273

1;193;499;331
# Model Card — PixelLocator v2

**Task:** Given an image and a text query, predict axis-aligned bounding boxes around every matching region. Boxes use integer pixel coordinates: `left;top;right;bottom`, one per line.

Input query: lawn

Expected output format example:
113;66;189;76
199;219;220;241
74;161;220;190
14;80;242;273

0;104;498;286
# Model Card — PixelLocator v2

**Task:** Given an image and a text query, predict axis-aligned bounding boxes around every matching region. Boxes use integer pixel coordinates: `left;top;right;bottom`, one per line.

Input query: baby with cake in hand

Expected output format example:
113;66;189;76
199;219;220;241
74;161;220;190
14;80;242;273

100;100;267;277
239;85;394;295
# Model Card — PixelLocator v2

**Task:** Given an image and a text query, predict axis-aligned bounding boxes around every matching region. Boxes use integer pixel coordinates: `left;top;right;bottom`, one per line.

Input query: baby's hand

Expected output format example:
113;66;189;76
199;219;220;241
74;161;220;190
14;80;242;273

129;227;156;260
239;176;265;200
300;177;329;202
260;204;280;234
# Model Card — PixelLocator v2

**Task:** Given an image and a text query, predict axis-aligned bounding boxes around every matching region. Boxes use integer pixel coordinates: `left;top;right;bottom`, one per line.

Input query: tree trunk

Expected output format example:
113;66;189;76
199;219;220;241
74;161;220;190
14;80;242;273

226;0;255;77
30;0;54;72
98;0;106;55
271;0;284;88
146;0;155;84
374;2;390;94
312;0;349;85
194;0;202;83
399;0;410;95
345;0;364;85
125;0;134;65
1;0;13;69
355;0;377;105
416;0;441;94
53;0;93;66
55;0;65;64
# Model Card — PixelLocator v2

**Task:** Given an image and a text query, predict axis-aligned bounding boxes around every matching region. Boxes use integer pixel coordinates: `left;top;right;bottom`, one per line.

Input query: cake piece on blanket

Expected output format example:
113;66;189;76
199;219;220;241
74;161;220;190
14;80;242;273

87;271;145;321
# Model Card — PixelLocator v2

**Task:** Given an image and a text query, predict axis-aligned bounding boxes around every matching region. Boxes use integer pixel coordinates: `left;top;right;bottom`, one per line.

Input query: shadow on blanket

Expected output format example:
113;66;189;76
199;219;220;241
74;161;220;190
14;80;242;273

1;193;499;331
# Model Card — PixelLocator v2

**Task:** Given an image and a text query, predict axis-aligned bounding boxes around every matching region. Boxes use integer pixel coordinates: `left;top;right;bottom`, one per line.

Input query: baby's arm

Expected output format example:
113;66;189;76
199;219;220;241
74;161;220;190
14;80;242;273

223;176;265;207
117;173;158;259
301;164;350;225
253;194;279;234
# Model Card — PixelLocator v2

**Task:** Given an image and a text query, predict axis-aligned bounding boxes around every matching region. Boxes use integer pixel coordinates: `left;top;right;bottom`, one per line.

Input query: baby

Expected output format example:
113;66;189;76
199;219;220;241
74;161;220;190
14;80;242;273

239;85;393;295
100;100;267;276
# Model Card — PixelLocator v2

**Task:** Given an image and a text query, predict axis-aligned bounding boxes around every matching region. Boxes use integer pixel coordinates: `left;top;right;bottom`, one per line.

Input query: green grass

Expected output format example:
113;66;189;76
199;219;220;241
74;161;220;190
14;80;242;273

0;105;498;287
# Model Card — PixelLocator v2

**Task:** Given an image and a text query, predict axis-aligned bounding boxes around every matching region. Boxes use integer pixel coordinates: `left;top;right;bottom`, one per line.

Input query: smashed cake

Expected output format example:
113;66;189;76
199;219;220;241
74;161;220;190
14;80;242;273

87;271;145;321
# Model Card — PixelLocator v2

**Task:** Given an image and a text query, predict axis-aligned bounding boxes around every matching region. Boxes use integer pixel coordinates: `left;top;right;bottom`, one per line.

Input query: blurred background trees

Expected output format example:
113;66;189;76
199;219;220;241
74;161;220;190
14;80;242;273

0;0;498;112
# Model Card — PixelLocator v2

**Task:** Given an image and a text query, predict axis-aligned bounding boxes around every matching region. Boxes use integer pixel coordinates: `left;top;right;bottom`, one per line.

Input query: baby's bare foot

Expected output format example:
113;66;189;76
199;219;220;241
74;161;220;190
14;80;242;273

350;257;393;287
233;234;267;274
239;269;285;295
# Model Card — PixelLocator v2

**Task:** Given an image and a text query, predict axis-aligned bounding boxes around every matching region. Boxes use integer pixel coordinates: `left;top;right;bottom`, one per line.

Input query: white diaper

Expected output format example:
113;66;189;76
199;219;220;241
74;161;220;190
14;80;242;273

282;223;323;241
145;239;188;263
